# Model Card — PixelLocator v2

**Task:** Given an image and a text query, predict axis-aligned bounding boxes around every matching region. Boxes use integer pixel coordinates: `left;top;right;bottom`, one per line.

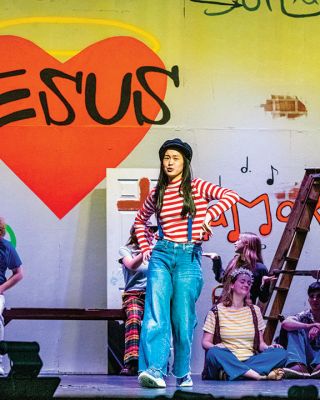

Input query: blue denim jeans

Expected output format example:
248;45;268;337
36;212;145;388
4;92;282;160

205;347;287;381
138;239;203;378
286;329;320;367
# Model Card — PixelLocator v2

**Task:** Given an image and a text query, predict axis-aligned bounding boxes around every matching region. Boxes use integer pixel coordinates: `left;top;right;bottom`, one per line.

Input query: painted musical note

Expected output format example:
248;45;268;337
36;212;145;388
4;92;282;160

241;156;250;173
219;175;222;186
266;165;279;185
226;194;273;242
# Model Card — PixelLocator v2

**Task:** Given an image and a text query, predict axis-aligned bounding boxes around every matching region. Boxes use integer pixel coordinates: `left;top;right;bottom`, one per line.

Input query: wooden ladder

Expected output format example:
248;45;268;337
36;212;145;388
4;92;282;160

259;168;320;344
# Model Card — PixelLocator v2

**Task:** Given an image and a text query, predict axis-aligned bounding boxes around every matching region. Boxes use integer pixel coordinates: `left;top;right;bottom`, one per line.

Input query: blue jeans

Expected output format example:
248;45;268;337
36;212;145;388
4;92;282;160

205;347;287;381
138;239;203;378
286;329;320;367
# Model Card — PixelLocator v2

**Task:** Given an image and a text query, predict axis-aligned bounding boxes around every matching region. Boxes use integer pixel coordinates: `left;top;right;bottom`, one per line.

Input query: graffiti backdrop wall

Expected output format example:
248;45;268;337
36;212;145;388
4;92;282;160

0;0;319;373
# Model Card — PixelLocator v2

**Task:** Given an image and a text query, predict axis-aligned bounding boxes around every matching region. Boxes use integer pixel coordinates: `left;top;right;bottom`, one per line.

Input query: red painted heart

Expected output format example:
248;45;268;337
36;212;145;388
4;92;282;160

0;35;167;218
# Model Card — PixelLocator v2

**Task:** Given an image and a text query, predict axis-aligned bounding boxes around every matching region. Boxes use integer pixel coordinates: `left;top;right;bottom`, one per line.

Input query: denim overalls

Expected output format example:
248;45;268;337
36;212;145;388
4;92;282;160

138;217;203;378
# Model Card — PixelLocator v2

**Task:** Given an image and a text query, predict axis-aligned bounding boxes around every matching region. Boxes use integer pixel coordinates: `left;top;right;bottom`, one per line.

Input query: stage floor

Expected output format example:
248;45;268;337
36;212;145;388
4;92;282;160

53;374;320;399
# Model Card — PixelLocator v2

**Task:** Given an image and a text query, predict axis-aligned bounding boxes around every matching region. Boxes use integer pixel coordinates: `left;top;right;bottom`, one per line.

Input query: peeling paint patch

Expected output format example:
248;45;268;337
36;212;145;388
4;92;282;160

261;95;307;119
275;186;300;204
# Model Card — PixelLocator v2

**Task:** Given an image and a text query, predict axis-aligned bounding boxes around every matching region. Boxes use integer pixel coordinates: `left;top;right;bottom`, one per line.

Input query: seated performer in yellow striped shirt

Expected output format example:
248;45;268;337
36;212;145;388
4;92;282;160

202;268;287;381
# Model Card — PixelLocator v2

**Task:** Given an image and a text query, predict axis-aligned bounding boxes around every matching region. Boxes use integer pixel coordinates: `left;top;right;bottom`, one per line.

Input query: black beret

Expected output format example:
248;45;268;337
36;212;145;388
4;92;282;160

159;138;193;161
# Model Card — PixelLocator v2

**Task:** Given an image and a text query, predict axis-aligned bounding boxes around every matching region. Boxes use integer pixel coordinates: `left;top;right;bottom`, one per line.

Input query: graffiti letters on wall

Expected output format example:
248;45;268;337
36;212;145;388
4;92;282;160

0;32;179;218
117;177;320;243
190;0;320;18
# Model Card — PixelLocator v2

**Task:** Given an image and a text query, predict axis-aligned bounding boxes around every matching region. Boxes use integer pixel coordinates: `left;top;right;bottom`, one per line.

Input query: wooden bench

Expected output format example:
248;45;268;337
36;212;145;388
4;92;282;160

3;308;126;325
2;307;127;373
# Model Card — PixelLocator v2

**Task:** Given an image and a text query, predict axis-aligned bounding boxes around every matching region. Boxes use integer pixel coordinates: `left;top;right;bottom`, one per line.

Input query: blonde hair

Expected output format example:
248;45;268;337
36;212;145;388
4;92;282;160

224;232;263;278
220;272;252;307
0;217;6;237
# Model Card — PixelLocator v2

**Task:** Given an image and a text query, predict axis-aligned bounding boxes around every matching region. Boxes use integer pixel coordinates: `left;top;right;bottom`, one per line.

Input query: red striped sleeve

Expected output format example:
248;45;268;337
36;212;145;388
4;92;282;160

194;178;240;220
134;178;240;248
134;189;157;253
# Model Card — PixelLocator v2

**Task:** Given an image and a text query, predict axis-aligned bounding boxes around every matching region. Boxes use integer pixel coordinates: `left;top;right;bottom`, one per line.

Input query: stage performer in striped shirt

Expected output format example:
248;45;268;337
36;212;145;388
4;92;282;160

135;138;240;388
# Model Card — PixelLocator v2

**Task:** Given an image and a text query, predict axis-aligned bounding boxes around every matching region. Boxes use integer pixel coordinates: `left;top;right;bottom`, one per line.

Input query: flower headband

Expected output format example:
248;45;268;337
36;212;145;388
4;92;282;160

230;267;253;281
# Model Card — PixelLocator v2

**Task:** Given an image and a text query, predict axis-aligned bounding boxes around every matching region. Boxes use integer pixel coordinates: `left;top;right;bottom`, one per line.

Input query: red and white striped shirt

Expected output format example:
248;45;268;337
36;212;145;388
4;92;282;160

134;178;240;253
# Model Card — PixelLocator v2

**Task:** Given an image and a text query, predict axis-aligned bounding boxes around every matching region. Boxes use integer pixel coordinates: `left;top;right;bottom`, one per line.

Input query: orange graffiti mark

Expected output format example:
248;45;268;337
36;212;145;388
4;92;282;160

276;200;293;223
211;213;228;228
275;184;320;223
275;186;299;204
211;194;272;242
227;203;241;243
117;177;150;211
214;193;319;243
275;192;286;201
289;187;300;200
276;198;320;224
231;195;272;242
117;178;320;242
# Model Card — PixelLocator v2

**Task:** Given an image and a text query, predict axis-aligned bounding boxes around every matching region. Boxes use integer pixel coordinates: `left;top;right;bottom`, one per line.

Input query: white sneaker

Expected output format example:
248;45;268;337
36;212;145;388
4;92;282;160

0;366;5;376
176;373;193;387
138;369;166;388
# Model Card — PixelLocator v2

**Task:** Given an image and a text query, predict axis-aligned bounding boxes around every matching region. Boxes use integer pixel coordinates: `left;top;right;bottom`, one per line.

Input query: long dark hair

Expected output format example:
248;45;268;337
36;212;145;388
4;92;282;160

154;151;196;218
118;226;139;265
126;225;139;246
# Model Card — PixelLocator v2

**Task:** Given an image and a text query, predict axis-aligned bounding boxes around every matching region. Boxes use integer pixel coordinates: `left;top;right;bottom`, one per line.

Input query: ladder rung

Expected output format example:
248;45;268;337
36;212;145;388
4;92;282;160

263;315;280;321
296;226;309;234
274;287;289;292
306;198;318;206
285;256;299;263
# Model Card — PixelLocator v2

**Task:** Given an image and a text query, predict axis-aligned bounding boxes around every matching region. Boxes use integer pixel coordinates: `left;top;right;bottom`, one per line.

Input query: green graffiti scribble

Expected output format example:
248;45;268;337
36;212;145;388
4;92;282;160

191;0;242;16
205;4;240;15
266;0;272;11
293;0;319;5
5;224;17;247
242;0;261;11
191;0;238;4
281;0;320;16
191;0;320;17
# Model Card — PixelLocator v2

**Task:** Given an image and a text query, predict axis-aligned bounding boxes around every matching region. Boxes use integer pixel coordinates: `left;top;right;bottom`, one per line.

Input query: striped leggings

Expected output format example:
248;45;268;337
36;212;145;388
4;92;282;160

122;291;145;366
